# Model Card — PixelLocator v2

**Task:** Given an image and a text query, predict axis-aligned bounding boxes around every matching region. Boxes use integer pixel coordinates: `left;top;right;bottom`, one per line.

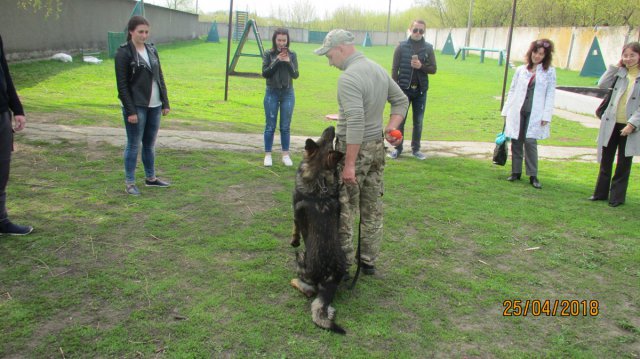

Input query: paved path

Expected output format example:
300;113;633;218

23;122;598;162
552;108;600;129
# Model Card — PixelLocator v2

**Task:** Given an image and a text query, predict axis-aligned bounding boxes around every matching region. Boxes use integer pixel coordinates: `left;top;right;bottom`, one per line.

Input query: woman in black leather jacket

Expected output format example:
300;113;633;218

261;28;299;167
115;16;170;196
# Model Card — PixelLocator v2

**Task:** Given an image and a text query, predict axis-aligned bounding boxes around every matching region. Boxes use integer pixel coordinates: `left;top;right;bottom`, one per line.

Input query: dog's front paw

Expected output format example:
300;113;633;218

291;278;317;297
290;236;301;247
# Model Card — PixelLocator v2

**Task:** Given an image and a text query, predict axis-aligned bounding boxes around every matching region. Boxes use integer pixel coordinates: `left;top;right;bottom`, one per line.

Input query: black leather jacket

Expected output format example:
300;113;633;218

115;41;169;117
262;49;299;89
0;35;24;116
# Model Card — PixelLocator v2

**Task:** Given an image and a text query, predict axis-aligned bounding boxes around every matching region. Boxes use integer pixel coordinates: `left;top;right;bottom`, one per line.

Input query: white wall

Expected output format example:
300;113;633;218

215;23;638;72
426;26;637;71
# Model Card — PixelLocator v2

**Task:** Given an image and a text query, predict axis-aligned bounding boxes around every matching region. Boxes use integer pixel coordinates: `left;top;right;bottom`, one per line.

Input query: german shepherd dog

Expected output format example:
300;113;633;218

290;126;347;334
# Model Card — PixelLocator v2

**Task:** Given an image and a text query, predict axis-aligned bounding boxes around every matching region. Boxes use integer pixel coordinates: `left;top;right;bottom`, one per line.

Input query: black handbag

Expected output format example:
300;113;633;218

595;77;618;119
492;122;508;166
492;141;508;166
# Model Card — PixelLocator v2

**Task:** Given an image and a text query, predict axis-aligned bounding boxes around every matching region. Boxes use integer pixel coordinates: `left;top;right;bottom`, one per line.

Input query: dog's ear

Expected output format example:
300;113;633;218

305;139;319;155
328;151;344;166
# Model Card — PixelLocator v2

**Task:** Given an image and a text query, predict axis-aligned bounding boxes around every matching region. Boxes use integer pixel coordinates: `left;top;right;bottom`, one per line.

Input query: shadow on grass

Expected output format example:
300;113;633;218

8;39;209;89
10;55;100;89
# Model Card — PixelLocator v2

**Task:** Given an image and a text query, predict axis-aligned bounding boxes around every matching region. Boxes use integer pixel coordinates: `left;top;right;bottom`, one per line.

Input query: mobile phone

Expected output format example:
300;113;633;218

411;54;418;60
280;47;288;54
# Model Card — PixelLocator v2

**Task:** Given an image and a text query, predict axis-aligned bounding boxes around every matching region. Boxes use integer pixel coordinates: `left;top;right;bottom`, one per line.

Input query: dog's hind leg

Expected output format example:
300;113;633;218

311;280;345;334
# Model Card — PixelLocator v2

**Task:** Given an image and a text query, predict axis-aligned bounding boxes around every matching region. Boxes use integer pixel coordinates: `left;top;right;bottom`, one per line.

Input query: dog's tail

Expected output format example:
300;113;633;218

311;298;346;335
327;322;346;335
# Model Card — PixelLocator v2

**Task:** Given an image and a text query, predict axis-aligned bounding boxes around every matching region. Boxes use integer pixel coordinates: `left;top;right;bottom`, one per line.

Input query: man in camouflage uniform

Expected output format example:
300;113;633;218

315;30;409;274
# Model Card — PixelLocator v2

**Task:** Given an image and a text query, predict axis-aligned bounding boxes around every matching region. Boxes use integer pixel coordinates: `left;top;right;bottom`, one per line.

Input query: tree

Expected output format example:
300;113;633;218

205;0;639;30
289;0;317;28
473;0;511;27
417;0;639;27
423;0;453;27
608;0;639;27
164;0;195;12
418;0;470;27
17;0;62;18
265;0;317;28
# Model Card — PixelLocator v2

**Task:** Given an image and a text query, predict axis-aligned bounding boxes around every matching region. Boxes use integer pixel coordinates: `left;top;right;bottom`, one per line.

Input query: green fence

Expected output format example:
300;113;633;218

108;32;126;58
308;31;328;44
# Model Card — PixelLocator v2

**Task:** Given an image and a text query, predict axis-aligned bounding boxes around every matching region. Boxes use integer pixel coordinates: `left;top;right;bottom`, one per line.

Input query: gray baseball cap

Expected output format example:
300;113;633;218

314;29;355;55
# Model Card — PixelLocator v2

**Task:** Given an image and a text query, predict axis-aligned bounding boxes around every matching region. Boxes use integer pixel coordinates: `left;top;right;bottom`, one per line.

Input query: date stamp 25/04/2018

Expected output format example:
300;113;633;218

502;299;599;317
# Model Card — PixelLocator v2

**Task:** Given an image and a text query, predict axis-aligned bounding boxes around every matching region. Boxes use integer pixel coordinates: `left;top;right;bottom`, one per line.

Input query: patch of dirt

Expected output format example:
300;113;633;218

15;300;131;355
214;182;285;222
28;111;241;133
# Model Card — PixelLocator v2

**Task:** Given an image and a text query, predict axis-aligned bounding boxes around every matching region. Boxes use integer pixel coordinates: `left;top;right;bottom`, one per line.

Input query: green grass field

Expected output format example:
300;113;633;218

12;39;599;146
1;40;638;357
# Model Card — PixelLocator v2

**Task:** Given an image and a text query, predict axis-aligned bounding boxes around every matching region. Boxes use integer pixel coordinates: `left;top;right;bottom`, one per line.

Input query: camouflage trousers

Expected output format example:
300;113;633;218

335;138;385;267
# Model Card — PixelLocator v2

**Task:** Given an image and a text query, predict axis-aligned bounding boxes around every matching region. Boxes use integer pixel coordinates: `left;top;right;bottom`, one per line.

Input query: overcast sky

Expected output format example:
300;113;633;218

147;0;418;17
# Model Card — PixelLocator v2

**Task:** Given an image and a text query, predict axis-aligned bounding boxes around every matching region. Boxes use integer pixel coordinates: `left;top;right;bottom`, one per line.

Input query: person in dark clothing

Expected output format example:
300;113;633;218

0;34;33;235
115;16;171;196
261;28;299;167
388;19;437;160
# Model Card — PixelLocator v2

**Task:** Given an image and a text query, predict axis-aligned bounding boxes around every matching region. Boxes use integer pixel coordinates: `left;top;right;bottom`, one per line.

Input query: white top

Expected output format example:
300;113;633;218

137;47;162;108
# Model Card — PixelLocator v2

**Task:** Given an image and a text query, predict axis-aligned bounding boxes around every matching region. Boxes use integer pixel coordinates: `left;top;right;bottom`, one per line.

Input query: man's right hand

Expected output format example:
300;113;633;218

13;115;26;132
128;114;138;124
342;163;357;185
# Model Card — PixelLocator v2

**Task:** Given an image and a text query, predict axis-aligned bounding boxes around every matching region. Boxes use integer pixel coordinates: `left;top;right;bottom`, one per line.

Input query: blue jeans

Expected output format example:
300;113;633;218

263;87;295;152
123;106;161;184
396;87;427;154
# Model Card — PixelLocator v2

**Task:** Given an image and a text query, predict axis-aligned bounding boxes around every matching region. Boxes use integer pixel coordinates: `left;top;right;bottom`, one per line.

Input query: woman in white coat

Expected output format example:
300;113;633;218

501;39;556;189
590;42;640;207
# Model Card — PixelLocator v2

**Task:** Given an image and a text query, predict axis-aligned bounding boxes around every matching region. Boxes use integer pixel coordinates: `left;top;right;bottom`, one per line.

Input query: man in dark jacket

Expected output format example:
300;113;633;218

0;34;33;235
389;19;437;160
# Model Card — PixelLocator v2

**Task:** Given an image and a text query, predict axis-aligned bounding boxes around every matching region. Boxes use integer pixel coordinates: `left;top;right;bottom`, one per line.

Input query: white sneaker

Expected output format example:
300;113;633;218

412;151;426;160
264;154;272;167
282;155;293;167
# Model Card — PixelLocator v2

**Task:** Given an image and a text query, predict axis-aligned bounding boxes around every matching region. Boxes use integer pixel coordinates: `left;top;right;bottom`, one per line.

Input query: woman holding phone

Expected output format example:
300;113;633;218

590;42;640;207
261;28;299;167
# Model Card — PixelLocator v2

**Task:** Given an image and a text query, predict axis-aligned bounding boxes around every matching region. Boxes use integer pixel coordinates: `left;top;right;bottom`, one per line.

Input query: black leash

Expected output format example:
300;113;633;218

338;180;361;291
334;138;362;290
348;215;362;290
